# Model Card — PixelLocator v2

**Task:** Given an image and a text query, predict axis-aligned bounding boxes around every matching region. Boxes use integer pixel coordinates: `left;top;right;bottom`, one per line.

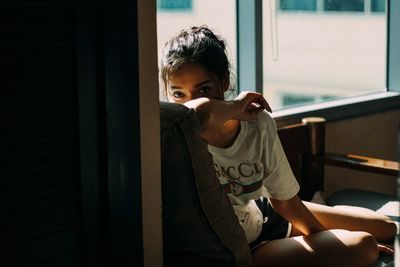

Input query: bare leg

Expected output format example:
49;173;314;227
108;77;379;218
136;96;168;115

291;201;397;243
252;229;378;267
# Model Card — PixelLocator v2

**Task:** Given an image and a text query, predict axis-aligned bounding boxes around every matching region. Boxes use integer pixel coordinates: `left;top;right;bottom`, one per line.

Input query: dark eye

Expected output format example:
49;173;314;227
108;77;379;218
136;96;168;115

172;91;185;98
198;86;211;95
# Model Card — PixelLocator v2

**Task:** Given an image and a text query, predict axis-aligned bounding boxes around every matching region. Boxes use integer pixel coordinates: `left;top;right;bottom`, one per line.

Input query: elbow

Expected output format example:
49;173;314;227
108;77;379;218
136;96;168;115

184;98;214;130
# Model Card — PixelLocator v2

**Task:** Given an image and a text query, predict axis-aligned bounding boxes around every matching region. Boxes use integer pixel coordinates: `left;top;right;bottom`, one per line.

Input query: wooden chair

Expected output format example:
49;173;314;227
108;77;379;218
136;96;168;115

277;117;399;213
277;117;400;266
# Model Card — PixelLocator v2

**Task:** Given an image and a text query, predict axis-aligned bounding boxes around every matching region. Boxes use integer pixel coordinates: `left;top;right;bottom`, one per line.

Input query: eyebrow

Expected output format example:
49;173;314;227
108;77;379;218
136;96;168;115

170;80;212;89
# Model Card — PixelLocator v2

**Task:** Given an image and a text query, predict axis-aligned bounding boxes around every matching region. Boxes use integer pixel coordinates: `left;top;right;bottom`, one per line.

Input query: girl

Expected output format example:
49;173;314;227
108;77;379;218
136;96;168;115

159;26;396;267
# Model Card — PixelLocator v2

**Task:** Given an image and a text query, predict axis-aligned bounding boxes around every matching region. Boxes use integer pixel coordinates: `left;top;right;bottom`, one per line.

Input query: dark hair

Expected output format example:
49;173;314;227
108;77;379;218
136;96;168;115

160;26;235;99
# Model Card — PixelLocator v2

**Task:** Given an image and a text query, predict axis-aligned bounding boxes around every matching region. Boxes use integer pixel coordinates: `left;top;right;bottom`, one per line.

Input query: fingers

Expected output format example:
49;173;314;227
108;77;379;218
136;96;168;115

259;96;272;113
377;243;394;255
236;91;272;113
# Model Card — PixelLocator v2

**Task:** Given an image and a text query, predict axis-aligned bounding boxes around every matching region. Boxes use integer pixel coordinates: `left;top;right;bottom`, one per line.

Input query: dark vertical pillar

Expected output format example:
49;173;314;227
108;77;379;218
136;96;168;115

103;0;143;266
75;0;108;265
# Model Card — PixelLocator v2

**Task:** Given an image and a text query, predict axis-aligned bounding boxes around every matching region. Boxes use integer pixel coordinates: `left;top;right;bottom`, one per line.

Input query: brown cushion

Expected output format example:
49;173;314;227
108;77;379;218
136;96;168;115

160;102;251;267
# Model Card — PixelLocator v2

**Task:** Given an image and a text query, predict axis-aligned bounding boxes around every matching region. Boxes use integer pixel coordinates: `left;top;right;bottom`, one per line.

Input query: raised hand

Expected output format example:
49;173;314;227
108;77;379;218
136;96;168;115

183;92;272;131
232;91;272;121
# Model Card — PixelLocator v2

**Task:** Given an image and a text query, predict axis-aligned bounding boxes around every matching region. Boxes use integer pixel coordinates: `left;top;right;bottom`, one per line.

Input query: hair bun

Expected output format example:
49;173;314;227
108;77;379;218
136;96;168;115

190;26;226;50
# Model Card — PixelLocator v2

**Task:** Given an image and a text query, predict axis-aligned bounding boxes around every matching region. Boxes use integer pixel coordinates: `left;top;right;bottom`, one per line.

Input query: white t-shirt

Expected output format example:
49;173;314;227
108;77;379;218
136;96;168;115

208;111;300;243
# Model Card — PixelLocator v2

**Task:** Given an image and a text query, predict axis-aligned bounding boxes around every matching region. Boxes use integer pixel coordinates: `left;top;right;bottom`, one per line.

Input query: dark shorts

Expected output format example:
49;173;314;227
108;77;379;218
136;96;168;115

249;198;291;250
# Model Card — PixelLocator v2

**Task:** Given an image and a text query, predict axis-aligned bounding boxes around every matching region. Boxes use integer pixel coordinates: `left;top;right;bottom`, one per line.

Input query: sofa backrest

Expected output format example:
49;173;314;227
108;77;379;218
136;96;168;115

160;102;252;267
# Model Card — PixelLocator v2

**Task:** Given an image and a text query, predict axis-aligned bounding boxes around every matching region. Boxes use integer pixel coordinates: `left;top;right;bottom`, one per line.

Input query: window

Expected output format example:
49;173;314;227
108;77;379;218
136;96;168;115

158;0;399;117
324;0;364;12
281;93;335;106
371;0;386;13
262;0;388;110
157;0;192;11
280;0;317;11
282;93;315;106
279;0;387;14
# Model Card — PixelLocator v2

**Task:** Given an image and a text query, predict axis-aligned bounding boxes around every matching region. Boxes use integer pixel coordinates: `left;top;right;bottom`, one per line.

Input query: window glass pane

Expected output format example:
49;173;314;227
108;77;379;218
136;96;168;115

371;0;386;12
282;93;315;106
157;0;237;93
280;0;317;11
324;0;364;12
157;0;192;11
263;0;387;110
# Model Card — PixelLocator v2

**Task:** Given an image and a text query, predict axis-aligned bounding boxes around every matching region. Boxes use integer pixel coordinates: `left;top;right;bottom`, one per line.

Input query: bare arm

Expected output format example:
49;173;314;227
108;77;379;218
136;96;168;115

269;195;326;235
184;91;271;131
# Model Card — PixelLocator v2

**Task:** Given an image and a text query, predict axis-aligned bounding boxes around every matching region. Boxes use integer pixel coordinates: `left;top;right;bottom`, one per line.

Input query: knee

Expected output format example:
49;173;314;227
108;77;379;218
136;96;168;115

353;231;379;266
382;220;398;242
372;218;398;242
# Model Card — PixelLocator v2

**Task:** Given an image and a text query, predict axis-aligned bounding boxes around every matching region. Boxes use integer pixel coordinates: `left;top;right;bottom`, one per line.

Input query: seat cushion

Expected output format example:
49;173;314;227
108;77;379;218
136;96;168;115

160;102;252;267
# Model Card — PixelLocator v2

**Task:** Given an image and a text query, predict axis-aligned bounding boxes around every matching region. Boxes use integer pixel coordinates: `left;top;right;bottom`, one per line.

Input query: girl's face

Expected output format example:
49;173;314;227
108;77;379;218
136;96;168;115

166;63;227;103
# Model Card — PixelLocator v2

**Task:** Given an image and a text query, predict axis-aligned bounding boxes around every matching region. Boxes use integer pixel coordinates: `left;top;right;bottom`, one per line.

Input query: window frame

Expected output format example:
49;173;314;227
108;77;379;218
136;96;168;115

237;0;400;125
